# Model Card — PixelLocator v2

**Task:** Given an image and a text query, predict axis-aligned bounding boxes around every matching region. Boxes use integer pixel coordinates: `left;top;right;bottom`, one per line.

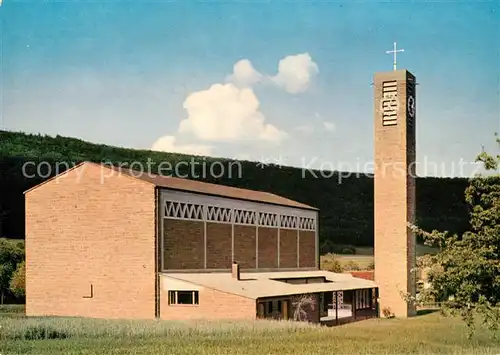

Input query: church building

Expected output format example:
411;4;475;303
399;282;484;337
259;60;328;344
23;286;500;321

25;161;378;324
24;57;419;323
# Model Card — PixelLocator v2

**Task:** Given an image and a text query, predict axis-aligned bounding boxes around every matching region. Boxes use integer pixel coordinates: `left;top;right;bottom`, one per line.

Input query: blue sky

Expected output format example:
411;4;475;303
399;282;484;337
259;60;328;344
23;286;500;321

1;0;499;177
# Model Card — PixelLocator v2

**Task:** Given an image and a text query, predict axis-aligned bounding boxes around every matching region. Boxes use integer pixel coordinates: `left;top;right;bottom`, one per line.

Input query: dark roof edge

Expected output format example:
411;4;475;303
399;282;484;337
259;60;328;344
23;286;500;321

157;186;318;211
24;161;317;211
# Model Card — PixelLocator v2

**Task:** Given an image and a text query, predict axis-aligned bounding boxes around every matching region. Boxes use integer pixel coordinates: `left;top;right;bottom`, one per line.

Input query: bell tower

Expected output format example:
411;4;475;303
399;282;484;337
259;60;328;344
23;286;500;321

373;48;417;318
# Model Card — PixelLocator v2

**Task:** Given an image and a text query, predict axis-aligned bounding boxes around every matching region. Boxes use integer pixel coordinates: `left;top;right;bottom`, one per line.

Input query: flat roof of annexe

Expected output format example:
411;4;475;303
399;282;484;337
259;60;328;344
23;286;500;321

24;161;316;211
162;270;378;299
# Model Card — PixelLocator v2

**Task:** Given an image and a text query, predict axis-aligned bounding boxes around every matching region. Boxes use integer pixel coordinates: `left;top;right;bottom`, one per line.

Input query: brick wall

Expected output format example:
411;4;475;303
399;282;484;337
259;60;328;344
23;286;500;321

206;222;232;269
279;229;297;268
162;219;316;271
258;227;278;268
163;219;204;270
299;231;316;268
234;225;256;268
160;279;256;320
25;162;157;319
373;70;416;318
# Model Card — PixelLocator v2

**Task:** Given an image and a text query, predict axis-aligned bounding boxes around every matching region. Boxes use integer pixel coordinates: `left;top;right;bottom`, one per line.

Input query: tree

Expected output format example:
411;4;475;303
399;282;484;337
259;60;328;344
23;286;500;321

10;260;25;298
410;136;500;338
0;130;472;247
292;294;316;321
0;208;8;236
0;238;24;304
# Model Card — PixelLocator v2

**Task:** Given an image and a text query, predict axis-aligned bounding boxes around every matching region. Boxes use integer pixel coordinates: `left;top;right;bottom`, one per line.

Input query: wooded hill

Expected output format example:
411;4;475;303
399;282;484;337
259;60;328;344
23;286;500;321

0;130;470;249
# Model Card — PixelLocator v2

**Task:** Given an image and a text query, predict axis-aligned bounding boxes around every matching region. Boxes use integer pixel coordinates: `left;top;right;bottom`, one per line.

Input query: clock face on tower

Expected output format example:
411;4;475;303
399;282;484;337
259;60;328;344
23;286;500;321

407;95;415;118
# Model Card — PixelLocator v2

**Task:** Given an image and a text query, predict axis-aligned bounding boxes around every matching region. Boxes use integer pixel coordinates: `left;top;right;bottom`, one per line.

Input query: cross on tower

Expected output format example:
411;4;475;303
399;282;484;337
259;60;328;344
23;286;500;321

386;42;404;71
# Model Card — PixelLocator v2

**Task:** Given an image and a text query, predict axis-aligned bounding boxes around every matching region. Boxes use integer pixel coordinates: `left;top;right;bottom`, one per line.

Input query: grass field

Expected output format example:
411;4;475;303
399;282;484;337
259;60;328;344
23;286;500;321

1;306;499;355
321;244;438;271
331;254;374;270
353;245;438;256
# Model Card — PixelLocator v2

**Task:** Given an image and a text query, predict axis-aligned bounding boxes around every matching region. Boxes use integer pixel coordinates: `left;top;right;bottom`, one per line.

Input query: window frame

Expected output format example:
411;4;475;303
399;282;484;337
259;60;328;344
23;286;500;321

168;290;200;305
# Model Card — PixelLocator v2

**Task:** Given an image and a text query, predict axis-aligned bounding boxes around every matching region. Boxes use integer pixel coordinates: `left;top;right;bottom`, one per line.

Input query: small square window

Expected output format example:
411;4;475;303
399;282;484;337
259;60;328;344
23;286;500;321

168;290;199;305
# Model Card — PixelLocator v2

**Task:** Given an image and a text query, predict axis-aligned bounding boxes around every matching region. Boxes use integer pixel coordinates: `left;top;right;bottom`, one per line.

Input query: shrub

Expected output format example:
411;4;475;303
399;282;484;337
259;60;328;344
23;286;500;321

320;254;344;273
340;246;356;254
366;260;375;270
382;307;395;318
292;294;316;321
0;238;25;304
343;260;361;271
10;261;25;297
329;244;357;255
23;325;69;340
319;240;334;254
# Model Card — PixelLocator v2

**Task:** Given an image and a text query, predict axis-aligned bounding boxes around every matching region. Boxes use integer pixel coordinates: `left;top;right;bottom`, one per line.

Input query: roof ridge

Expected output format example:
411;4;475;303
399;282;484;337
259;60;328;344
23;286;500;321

25;161;316;210
105;163;315;210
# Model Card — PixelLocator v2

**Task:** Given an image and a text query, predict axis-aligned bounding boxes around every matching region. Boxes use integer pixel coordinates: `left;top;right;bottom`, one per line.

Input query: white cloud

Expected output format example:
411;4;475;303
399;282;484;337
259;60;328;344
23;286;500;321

295;124;315;134
150;53;319;154
151;135;213;156
226;54;319;94
178;83;287;143
323;121;335;132
226;59;262;87
271;53;319;94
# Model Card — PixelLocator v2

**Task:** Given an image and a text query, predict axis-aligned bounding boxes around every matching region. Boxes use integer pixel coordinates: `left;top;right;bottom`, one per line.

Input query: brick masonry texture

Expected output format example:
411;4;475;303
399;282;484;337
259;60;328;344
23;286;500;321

206;222;232;269
299;231;316;268
164;219;204;270
373;70;416;318
160;286;256;320
233;225;256;269
162;219;315;271
25;163;157;319
26;161;319;322
279;229;298;268
258;227;278;268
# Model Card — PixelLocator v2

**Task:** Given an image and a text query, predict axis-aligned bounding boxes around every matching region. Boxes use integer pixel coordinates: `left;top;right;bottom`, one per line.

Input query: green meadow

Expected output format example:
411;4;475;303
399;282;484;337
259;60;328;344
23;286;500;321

320;244;438;272
1;306;499;355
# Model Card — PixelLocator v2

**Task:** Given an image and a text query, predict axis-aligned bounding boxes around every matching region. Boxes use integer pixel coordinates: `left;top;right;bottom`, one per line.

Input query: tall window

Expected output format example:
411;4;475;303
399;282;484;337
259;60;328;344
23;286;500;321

168;291;199;305
264;300;283;316
355;289;371;309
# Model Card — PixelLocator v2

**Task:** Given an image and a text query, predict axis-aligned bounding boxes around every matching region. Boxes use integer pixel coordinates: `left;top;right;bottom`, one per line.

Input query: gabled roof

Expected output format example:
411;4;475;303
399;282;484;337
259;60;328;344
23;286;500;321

25;161;316;211
110;164;315;210
162;270;377;299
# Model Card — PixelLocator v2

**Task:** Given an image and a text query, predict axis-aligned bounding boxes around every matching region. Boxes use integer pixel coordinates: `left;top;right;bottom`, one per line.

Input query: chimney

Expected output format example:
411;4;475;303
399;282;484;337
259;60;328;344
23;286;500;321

231;261;240;280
